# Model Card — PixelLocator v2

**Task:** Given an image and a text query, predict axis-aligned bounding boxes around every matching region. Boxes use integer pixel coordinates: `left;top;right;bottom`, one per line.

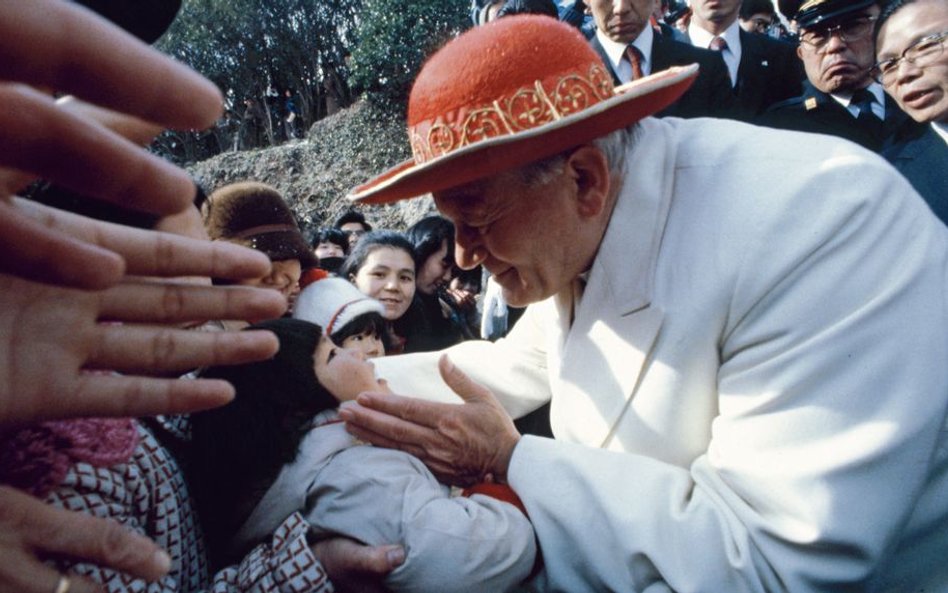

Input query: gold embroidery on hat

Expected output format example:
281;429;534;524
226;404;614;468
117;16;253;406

409;64;613;164
428;123;455;158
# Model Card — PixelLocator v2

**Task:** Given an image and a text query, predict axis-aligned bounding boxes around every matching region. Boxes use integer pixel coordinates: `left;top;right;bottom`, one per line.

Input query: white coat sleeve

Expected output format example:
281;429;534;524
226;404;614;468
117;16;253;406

374;302;553;419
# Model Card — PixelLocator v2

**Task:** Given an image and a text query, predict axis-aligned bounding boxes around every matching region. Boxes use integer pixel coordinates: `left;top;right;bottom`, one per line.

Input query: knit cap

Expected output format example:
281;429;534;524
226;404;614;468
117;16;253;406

293;277;385;338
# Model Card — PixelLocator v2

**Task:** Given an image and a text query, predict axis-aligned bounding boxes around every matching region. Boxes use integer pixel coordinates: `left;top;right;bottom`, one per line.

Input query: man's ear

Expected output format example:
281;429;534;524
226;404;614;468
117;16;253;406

565;144;612;219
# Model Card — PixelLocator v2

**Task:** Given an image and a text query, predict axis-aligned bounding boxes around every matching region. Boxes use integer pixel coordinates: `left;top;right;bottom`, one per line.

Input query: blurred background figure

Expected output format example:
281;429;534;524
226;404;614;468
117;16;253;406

333;208;373;251
311;226;349;274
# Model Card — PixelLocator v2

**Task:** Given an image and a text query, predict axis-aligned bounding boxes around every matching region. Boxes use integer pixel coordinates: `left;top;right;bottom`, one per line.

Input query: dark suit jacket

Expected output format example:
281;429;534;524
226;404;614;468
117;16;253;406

589;33;738;120
883;124;948;225
735;30;803;116
757;81;913;152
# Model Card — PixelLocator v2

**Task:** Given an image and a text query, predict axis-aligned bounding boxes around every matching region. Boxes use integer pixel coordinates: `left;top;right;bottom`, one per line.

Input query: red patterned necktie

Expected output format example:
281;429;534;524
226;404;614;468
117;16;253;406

625;45;644;80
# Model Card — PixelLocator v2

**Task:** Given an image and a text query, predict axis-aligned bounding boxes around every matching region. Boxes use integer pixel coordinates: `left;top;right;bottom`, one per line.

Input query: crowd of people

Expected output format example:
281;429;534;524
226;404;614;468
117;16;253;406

2;0;947;592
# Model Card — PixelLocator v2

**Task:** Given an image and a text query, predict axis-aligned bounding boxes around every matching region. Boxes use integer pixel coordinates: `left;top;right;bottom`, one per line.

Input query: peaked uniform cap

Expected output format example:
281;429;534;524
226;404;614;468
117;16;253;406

795;0;877;29
348;15;698;205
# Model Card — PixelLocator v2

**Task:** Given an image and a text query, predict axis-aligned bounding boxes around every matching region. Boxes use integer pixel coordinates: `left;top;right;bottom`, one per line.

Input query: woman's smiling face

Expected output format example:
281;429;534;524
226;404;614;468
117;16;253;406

350;246;416;320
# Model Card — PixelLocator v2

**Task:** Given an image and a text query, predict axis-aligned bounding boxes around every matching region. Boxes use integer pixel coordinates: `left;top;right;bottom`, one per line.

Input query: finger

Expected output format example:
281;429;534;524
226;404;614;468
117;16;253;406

352;391;451;429
0;486;171;583
13;198;277;281
376;378;394;395
437;355;493;404
87;325;280;375
0;200;125;289
56;373;239;420
310;538;404;576
98;282;286;325
1;87;197;217
0;0;222;130
0;555;102;593
342;416;431;459
56;96;164;147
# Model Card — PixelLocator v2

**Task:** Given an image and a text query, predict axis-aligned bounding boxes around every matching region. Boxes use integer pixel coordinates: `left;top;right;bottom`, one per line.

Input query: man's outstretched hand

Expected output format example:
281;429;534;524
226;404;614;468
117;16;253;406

339;355;521;486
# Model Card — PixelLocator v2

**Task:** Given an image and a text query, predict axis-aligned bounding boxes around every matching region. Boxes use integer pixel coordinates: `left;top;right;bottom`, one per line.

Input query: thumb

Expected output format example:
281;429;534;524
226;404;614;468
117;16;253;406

437;354;490;404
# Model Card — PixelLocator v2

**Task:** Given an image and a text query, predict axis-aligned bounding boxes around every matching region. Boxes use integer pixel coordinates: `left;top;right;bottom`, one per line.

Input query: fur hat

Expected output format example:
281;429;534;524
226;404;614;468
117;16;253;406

204;181;315;267
293;277;385;338
348;15;698;205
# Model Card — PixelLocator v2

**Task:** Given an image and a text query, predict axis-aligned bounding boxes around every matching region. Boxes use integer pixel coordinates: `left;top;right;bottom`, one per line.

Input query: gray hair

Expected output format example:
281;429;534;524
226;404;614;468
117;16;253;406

516;123;639;187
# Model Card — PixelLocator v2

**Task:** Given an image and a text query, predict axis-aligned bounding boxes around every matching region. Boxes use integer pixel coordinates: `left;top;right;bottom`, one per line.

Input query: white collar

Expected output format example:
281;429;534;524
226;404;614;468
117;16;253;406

596;25;654;70
688;18;741;52
933;121;948;146
832;83;886;119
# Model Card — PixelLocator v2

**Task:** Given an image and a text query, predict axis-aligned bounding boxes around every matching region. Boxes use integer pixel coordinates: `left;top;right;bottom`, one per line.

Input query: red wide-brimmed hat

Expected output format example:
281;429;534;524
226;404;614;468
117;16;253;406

348;15;698;205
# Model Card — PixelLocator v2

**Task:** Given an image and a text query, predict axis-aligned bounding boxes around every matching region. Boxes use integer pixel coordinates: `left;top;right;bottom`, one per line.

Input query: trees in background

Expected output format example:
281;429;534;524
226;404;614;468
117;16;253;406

154;0;468;163
348;0;469;116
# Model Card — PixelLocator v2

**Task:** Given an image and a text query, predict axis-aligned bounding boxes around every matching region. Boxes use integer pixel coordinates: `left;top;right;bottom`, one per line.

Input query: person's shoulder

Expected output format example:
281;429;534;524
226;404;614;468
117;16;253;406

884;122;943;160
741;29;798;55
764;94;806;113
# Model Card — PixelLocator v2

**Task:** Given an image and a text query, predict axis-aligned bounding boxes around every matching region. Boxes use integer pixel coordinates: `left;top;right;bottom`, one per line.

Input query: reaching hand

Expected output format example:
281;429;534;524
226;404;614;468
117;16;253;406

0;486;172;593
0;201;290;425
311;537;404;593
339;355;521;487
0;0;224;290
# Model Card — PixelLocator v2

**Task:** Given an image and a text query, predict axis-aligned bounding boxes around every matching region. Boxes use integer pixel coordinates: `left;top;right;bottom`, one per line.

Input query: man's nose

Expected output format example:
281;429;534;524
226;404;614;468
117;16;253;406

454;231;487;270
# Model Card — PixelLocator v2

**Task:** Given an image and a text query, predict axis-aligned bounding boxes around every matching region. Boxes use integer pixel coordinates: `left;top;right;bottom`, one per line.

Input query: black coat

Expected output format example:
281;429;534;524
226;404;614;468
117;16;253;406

589;32;738;120
758;81;913;152
733;30;803;116
883;123;948;226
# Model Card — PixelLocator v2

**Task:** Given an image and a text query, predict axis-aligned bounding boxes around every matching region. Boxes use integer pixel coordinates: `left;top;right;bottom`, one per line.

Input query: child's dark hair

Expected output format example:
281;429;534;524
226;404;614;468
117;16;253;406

312;226;349;253
188;318;337;564
332;310;395;353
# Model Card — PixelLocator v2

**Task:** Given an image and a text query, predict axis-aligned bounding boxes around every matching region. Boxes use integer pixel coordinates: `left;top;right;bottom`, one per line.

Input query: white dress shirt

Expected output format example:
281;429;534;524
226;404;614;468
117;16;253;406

596;25;653;83
832;82;887;120
688;19;742;86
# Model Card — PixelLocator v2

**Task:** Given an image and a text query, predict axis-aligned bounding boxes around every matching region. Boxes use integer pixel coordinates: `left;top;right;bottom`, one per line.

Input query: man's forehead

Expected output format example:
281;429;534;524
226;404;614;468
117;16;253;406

434;177;494;210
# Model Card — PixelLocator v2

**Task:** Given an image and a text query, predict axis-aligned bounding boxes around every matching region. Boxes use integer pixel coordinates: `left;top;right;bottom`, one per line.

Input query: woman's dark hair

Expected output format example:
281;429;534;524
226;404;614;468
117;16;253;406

312;226;349;253
405;215;456;272
332;311;395;353
497;0;559;19
453;264;483;293
338;229;416;280
740;0;775;19
188;318;337;563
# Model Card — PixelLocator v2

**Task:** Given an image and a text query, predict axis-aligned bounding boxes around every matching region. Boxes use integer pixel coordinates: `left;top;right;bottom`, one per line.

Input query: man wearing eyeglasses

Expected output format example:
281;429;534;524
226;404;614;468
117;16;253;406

874;0;948;224
759;0;913;151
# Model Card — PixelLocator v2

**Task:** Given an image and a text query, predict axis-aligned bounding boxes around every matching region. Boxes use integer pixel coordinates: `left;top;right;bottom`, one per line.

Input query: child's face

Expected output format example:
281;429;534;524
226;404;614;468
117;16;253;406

340;328;385;359
314;334;381;402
